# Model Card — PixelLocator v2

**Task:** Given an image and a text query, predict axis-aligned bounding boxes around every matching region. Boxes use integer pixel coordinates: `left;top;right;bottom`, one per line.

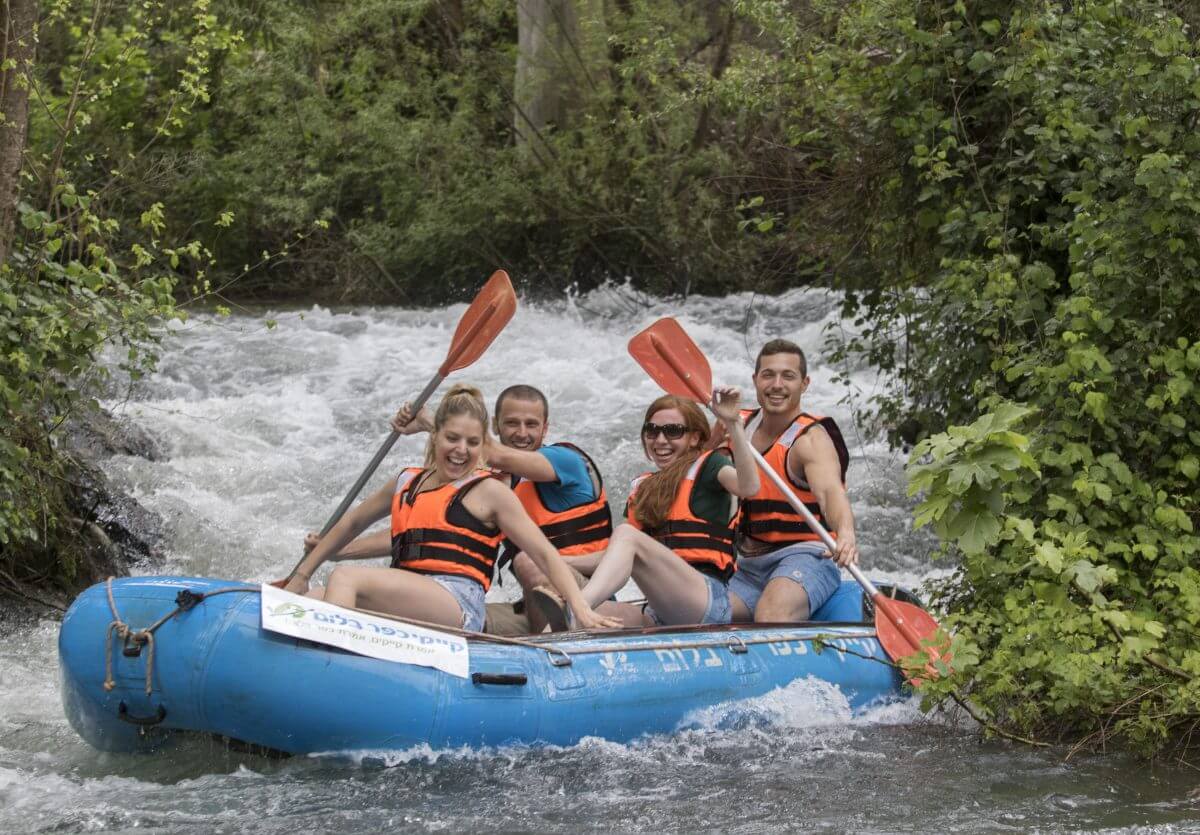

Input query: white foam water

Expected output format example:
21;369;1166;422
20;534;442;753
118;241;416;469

0;285;1194;833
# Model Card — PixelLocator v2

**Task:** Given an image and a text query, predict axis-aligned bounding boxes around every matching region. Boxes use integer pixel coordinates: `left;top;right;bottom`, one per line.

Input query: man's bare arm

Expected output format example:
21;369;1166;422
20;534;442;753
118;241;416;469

788;428;859;567
483;442;558;482
304;528;392;560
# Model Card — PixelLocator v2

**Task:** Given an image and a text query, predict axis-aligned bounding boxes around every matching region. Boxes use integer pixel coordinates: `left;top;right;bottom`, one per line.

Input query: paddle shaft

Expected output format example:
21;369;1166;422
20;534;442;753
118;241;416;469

316;294;506;536
741;442;944;653
318;373;442;537
280;373;443;583
744;444;879;596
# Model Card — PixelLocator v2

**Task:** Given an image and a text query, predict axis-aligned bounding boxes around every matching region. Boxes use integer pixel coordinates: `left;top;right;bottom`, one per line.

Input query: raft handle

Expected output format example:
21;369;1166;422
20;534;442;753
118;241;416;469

548;648;573;667
727;636;749;654
471;672;528;686
118;701;167;727
121;634;144;658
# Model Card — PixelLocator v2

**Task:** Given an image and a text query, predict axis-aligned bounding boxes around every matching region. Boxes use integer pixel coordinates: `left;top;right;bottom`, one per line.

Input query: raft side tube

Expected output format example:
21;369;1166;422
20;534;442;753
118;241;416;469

59;577;909;754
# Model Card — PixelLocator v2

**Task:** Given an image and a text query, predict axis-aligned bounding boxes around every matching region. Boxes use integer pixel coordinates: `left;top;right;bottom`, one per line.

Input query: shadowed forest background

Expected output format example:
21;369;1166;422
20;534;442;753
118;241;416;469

1;0;1199;758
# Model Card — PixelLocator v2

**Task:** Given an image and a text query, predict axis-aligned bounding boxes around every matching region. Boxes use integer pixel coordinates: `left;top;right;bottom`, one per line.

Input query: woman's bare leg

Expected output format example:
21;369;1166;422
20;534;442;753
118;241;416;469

580;525;642;608
324;565;465;628
580;525;712;625
597;600;653;627
562;551;604;576
631;547;714;625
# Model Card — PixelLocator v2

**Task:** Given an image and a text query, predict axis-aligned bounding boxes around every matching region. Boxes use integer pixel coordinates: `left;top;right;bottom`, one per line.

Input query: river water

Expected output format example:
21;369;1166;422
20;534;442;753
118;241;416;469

1;285;1196;832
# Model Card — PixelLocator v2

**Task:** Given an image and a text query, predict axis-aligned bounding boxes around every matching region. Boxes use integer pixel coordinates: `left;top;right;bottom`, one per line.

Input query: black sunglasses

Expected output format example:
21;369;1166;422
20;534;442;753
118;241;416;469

641;422;688;441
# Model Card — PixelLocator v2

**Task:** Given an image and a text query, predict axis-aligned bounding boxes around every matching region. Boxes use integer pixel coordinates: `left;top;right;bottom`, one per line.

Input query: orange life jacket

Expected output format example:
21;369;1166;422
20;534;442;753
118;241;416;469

625;449;737;581
390;467;503;591
738;409;850;545
508;442;612;556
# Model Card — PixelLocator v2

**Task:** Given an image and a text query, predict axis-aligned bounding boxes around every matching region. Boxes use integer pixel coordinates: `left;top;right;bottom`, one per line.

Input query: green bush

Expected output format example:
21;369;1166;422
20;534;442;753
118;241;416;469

0;0;237;585
754;0;1200;754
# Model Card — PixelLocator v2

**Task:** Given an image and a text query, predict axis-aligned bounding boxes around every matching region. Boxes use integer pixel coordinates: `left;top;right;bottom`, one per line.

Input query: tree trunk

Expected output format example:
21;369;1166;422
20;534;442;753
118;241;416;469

0;0;36;265
513;0;602;154
688;4;737;154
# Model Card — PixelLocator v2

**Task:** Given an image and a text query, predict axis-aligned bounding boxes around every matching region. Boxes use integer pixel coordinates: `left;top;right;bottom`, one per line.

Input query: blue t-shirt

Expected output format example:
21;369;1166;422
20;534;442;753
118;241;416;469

533;444;599;512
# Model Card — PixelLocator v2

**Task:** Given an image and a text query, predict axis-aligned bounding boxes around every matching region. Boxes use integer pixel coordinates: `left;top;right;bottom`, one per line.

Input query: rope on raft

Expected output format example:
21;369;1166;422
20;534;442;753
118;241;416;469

101;580;893;685
101;579;260;695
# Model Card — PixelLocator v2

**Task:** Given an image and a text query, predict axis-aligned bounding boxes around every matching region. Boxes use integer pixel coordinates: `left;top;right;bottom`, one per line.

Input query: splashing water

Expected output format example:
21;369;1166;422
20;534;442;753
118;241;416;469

1;286;1195;833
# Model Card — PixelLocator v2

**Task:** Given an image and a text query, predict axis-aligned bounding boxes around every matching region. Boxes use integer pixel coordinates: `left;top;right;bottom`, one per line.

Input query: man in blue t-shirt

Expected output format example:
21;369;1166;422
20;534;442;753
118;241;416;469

392;384;613;633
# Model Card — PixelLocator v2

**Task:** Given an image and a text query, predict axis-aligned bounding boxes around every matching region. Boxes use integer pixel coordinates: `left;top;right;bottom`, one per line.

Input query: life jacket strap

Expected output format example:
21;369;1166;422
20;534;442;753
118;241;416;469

653;519;736;542
652;534;736;556
538;506;612;539
742;519;828;537
392;544;493;575
393;527;496;559
548;523;612;550
742;498;823;517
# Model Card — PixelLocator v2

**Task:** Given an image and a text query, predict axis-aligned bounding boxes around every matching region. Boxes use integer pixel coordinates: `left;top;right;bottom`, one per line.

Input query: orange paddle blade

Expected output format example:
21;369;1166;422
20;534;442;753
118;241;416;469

628;318;713;403
439;270;517;376
874;595;949;686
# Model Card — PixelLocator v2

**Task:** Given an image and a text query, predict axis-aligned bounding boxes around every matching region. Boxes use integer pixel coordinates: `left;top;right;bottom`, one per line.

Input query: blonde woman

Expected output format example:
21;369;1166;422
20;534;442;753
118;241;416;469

285;385;620;632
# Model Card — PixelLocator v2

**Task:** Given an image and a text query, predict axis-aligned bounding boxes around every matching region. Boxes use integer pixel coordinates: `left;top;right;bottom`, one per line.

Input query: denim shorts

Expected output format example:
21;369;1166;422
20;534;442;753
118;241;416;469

644;573;733;627
430;574;487;632
727;541;841;617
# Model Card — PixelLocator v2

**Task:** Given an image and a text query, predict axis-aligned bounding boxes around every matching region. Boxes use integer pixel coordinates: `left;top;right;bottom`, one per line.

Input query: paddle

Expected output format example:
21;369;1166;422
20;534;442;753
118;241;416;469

278;270;518;586
628;317;948;683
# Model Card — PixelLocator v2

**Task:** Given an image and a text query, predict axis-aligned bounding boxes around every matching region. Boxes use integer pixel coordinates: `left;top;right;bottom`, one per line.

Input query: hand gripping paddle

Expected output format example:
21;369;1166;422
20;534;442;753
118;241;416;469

278;270;518;586
628;317;948;683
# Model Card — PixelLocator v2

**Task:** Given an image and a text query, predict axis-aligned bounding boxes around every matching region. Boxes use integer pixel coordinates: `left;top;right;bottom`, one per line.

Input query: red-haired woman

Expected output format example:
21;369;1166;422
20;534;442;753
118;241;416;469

284;384;621;632
536;388;759;628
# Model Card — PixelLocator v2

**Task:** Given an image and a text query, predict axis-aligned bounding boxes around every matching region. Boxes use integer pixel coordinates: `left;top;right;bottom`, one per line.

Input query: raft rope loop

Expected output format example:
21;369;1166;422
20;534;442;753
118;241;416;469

101;579;260;696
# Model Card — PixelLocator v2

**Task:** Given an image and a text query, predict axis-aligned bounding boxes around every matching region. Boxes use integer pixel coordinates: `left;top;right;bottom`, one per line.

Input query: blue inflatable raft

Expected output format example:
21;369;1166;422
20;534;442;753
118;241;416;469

59;576;915;756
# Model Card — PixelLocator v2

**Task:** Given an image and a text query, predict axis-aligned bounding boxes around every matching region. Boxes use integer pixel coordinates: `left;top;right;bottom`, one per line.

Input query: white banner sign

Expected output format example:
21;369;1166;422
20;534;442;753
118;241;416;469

260;584;469;678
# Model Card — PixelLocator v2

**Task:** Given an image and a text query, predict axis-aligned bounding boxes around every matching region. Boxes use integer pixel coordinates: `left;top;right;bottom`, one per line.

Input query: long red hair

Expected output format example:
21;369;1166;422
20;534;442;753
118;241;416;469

632;395;710;530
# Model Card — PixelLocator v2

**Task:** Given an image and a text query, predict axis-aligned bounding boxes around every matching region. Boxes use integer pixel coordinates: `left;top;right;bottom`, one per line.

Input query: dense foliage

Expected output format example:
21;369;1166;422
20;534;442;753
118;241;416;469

153;0;783;301
0;0;239;584
739;0;1200;755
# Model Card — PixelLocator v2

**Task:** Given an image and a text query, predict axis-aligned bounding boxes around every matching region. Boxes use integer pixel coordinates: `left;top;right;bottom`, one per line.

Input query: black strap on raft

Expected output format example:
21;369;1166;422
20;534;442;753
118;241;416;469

175;589;204;612
118;701;167;726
